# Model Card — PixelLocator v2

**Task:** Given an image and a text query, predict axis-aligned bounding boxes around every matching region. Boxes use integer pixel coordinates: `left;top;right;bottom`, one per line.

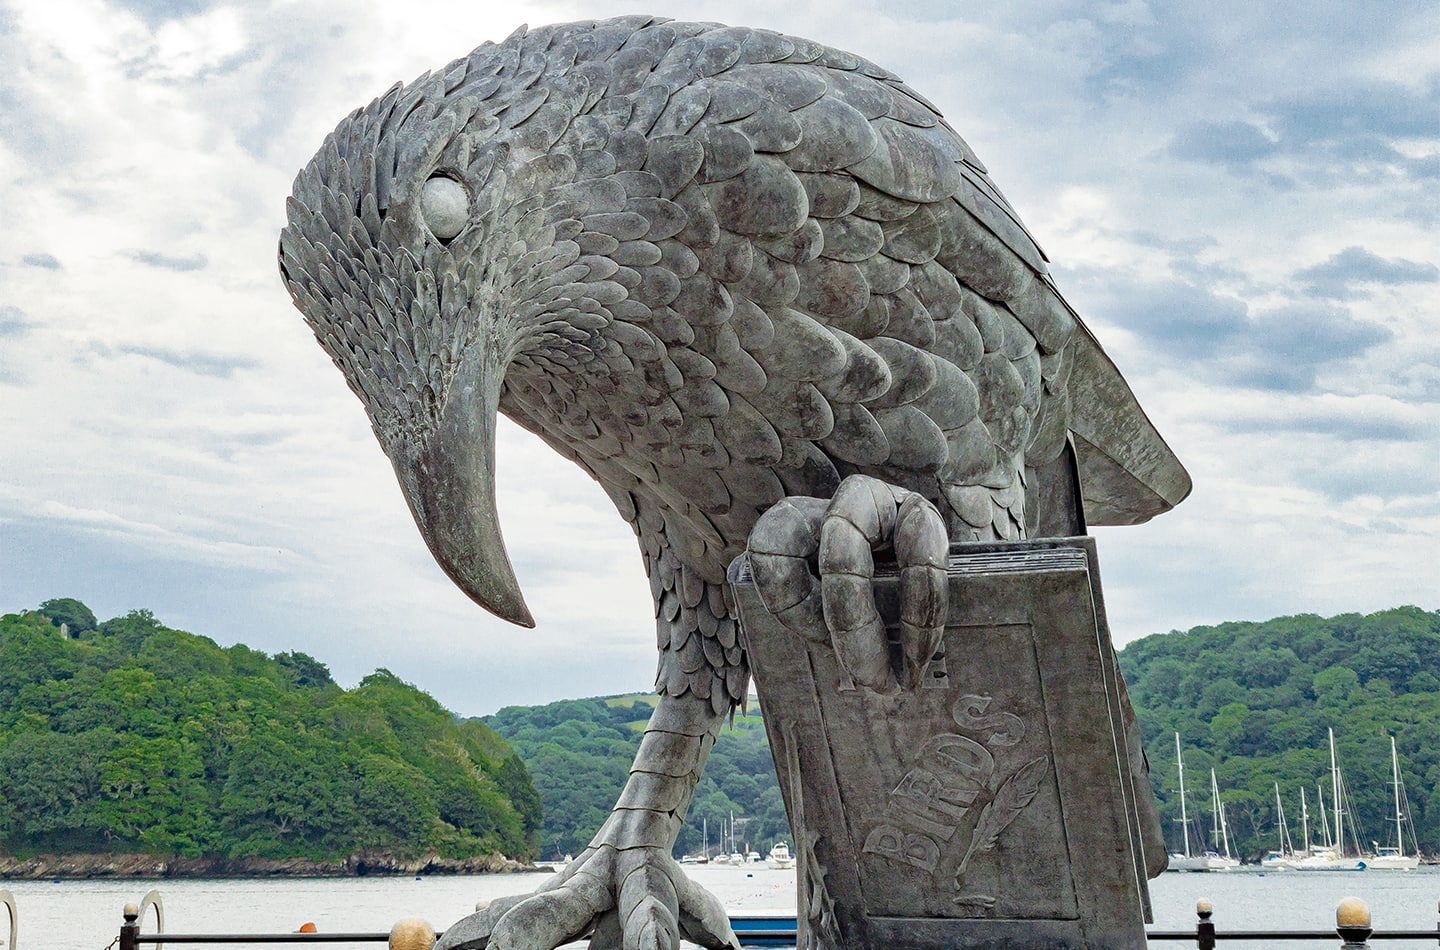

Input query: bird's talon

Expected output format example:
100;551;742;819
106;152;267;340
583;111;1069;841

750;474;949;692
435;846;736;950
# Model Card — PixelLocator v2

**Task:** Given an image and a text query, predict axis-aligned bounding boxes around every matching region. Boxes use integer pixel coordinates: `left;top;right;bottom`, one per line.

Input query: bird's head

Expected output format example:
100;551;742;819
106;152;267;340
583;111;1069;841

278;47;575;629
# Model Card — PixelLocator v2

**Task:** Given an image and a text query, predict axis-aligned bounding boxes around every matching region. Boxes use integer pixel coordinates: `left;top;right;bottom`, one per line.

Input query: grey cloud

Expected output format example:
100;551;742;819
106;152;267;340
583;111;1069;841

126;250;208;272
1114;232;1250;285
1166;78;1439;186
122;42;264;85
1296;246;1440;300
1267;80;1440;147
1168;120;1277;167
116;344;258;378
1251;303;1392;363
1102;279;1250;355
1410;154;1440;181
22;253;61;269
1098;278;1391;391
111;0;216;27
888;0;968;22
0;75;68;168
0;305;37;337
1222;301;1393;391
1123;230;1220;257
1220;404;1433;443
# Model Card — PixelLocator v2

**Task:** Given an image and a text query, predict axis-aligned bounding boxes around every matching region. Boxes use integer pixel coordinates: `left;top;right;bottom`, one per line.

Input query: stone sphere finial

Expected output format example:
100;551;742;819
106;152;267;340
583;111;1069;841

1195;898;1213;919
123;903;139;921
389;917;437;950
1336;897;1370;928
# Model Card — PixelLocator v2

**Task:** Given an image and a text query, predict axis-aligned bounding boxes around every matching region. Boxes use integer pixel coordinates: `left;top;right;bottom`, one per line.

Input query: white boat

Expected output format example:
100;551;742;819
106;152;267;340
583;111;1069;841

1292;846;1366;871
1367;847;1418;870
1167;734;1228;871
1261;782;1299;870
1204;768;1241;870
1366;736;1420;871
767;842;796;870
1293;729;1366;871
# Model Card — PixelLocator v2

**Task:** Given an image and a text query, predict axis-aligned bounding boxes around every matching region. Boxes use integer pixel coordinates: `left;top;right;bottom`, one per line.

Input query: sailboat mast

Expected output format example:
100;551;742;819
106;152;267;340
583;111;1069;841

1211;769;1233;859
1391;735;1405;857
1329;727;1344;854
1274;782;1292;854
1175;733;1192;857
1317;784;1330;848
1300;787;1310;854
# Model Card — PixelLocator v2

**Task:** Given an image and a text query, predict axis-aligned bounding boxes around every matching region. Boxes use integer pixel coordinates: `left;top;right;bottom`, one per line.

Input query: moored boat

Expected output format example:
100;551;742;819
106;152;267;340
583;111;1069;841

1366;736;1420;871
1293;729;1366;871
1167;734;1215;872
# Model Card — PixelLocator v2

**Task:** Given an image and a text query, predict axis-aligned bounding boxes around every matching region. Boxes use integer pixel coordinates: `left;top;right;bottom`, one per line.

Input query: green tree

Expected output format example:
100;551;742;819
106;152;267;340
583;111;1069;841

275;651;334;688
38;598;97;636
1;605;540;862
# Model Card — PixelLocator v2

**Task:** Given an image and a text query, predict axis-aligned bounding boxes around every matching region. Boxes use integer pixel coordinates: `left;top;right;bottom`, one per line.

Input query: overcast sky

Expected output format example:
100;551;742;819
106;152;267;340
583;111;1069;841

2;0;1436;718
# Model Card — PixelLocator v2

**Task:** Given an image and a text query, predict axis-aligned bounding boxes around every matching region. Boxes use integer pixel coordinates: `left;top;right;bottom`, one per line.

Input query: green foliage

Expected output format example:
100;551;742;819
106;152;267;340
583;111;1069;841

37;598;96;636
0;603;541;861
486;694;790;859
1120;606;1440;860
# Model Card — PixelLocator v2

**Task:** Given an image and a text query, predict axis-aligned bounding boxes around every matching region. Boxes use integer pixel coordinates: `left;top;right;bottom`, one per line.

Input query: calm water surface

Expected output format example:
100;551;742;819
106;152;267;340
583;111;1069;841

3;865;1436;949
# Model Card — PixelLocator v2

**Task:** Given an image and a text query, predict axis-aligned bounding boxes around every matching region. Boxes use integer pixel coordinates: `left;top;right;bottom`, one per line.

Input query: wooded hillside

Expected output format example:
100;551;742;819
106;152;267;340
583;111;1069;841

1121;605;1439;860
485;695;785;860
0;600;542;862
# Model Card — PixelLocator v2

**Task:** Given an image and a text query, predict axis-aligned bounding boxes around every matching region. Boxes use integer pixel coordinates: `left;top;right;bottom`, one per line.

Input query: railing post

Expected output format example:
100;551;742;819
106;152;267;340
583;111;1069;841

1336;897;1371;950
389;918;437;950
120;903;140;950
1196;898;1215;950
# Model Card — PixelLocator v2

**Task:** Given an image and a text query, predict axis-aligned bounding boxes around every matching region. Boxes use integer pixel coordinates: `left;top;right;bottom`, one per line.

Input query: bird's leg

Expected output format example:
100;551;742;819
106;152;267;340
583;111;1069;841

748;474;949;693
435;691;739;950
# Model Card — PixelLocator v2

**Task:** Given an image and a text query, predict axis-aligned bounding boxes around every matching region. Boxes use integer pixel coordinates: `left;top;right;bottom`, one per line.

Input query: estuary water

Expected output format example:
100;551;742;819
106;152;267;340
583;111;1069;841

3;864;1437;949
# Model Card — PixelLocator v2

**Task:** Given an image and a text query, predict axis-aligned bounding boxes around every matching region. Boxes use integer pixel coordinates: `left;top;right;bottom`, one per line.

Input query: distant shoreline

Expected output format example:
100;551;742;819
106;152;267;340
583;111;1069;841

0;850;551;880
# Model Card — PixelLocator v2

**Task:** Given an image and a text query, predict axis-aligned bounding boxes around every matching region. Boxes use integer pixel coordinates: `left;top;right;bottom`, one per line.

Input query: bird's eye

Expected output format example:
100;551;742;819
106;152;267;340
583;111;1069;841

420;176;469;241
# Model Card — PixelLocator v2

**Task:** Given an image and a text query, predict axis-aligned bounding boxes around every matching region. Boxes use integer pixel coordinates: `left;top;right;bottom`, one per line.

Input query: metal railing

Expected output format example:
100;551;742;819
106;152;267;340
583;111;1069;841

107;894;1440;949
1146;897;1440;947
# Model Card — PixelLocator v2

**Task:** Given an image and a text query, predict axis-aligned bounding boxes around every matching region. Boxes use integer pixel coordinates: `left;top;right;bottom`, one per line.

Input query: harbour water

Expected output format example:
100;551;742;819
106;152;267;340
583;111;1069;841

3;864;1437;949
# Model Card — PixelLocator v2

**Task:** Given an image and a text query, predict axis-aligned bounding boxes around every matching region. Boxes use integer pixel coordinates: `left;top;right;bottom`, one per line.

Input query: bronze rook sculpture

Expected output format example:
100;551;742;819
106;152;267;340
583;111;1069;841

280;16;1190;950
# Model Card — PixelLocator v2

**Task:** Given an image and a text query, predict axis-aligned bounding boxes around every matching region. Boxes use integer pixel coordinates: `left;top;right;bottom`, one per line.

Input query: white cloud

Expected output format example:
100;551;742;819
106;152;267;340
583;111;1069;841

2;0;1436;716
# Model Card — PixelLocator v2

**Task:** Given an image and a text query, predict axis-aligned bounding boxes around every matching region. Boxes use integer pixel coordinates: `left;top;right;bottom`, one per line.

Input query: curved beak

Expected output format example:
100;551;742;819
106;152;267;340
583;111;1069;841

394;351;534;628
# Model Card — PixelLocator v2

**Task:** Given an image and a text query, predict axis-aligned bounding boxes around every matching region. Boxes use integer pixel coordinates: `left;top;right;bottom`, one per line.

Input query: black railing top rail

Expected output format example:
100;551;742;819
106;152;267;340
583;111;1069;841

115;895;1440;950
1148;931;1440;942
129;935;411;944
124;931;803;944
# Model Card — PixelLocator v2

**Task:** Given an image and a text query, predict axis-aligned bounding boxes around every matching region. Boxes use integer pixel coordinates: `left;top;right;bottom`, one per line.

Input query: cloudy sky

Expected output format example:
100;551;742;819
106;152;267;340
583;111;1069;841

2;0;1435;717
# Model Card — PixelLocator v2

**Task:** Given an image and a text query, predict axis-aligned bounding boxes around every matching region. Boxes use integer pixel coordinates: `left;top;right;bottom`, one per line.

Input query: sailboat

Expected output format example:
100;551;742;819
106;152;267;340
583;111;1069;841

1204;768;1241;870
1167;733;1211;871
1293;728;1366;871
1261;782;1298;870
1367;736;1420;870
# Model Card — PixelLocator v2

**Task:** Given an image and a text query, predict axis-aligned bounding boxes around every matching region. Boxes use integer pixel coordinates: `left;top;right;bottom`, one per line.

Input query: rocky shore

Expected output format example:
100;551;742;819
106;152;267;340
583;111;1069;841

0;849;548;880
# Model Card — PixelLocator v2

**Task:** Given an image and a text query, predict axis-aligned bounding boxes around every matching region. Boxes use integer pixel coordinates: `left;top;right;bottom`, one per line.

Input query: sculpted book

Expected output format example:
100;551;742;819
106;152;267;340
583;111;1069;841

731;536;1154;950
